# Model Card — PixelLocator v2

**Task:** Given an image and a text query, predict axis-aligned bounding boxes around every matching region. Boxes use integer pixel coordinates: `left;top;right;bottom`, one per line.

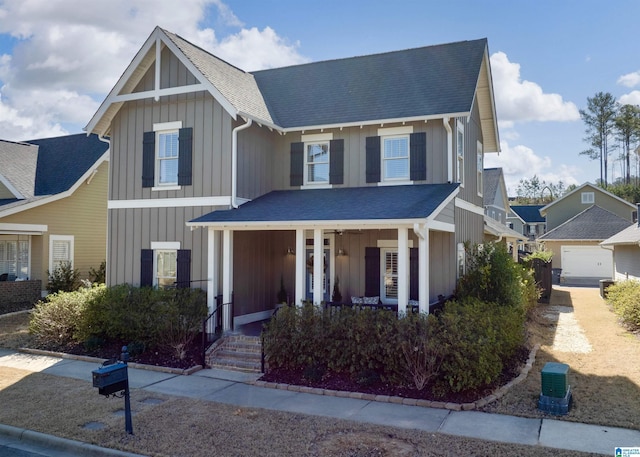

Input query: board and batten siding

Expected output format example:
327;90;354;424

106;206;212;288
0;161;108;283
613;245;640;281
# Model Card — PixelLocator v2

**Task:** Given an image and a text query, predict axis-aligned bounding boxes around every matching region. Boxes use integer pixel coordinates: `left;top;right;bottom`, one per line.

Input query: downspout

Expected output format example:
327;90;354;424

98;135;111;286
231;118;253;208
443;117;453;183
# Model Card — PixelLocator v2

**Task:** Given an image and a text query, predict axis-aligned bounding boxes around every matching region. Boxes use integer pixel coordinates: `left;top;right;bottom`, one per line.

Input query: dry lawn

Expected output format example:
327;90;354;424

0;288;634;456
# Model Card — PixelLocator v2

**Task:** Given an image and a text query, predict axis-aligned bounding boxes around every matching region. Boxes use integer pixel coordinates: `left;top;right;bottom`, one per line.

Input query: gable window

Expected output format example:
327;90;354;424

457;121;464;187
142;121;193;189
49;235;74;273
581;192;594;204
305;142;330;183
477;141;483;196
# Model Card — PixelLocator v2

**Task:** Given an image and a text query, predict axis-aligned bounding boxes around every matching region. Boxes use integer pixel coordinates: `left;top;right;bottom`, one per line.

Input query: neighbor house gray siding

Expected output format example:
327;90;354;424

613;245;640;281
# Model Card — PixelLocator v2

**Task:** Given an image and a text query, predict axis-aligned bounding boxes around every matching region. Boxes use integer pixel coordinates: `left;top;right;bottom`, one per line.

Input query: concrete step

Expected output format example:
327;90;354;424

210;357;262;372
206;335;263;373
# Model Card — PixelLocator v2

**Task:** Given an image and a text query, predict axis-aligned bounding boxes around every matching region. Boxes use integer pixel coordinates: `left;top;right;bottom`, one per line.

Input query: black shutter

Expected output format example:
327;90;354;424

410;132;427;181
178;127;193;186
410;248;419;301
290;142;304;186
142;132;155;188
329;139;344;185
364;247;380;297
141;249;153;287
366;136;381;183
176;249;191;289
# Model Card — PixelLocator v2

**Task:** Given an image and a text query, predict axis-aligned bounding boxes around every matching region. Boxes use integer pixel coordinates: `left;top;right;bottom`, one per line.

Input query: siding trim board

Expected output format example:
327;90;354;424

108;196;249;209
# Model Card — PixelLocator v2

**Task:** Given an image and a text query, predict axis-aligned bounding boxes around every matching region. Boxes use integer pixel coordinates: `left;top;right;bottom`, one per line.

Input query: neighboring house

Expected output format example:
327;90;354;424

601;205;640;281
85;27;500;328
482;167;522;257
0;134;109;301
507;205;546;252
538;183;636;284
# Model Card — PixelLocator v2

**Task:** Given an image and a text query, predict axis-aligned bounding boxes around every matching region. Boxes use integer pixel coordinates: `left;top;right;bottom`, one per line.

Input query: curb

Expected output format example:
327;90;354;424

253;343;541;412
0;423;147;457
18;348;203;376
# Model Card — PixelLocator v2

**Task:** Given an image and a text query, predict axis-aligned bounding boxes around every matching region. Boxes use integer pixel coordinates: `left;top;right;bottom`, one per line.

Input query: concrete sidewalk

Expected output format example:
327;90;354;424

1;348;639;456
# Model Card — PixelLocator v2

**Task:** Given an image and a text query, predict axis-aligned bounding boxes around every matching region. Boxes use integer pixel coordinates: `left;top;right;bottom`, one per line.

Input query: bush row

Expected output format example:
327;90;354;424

606;280;640;330
29;284;207;359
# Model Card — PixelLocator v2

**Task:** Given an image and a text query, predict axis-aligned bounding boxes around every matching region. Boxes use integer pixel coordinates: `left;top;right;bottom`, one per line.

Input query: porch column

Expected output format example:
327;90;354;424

313;228;323;305
418;226;429;314
207;228;219;315
222;229;233;331
397;227;409;315
295;228;305;307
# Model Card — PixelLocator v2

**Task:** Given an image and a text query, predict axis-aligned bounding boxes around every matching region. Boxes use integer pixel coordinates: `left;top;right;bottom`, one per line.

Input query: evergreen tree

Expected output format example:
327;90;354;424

580;92;617;187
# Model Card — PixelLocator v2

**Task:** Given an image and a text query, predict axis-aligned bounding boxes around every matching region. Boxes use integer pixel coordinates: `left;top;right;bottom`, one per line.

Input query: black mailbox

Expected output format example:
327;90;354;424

92;362;128;396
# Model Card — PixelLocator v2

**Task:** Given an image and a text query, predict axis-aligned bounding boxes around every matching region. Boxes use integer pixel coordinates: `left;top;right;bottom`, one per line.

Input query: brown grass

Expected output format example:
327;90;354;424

0;288;633;456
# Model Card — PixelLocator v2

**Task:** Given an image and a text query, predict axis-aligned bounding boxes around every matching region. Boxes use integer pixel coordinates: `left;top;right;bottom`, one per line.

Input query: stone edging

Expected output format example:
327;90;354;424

251;343;541;411
18;348;203;376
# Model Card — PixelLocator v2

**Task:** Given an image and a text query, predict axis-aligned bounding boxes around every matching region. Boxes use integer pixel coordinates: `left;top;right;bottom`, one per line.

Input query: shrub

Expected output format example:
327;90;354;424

30;284;106;347
606;280;640;330
523;247;553;263
398;312;443;390
88;261;106;284
157;288;208;359
47;261;81;293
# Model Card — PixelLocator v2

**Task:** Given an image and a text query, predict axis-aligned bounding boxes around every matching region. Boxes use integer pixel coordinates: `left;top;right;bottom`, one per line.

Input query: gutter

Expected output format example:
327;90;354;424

231;118;252;208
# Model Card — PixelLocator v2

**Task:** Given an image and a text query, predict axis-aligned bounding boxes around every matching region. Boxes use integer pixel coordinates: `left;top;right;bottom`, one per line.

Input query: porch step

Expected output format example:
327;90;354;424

206;335;262;373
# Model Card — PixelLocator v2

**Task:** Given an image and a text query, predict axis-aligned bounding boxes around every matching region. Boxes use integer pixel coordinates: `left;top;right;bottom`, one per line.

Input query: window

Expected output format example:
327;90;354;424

0;239;28;279
457;242;465;278
305;142;330;184
156;130;179;186
581;192;595;204
457;121;464;186
49;235;74;273
381;249;398;302
382;135;409;181
477;141;483;196
155;250;177;288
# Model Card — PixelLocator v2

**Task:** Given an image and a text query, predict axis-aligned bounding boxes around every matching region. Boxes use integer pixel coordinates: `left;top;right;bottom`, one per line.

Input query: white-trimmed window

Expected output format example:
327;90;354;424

305;142;330;184
457;121;464;186
151;241;179;288
581;192;595;204
382;135;410;181
457;242;466;278
49;235;74;273
381;248;398;302
477;141;483;196
0;239;29;279
154;121;181;188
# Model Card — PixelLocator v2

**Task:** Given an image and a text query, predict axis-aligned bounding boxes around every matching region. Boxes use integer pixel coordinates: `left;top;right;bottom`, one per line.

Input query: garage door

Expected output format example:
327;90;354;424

561;245;612;278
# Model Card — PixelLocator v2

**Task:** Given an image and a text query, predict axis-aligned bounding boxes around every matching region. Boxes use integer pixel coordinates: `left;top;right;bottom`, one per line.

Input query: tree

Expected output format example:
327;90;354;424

580;92;617;187
515;175;565;204
614;104;640;184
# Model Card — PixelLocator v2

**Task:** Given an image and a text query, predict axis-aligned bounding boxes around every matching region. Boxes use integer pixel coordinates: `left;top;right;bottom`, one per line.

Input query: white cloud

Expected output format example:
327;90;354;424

619;90;640;106
485;140;581;196
618;71;640;88
490;52;580;124
0;0;307;140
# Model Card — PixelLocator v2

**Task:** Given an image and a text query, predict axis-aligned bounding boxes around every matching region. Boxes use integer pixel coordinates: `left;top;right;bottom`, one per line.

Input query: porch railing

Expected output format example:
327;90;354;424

200;293;234;367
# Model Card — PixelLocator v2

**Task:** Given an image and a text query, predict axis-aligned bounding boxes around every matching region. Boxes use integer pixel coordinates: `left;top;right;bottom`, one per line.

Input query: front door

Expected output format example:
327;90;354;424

305;248;330;302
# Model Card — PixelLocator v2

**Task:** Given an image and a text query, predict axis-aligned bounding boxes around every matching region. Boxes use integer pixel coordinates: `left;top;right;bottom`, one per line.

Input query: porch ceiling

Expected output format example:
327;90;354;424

188;183;459;229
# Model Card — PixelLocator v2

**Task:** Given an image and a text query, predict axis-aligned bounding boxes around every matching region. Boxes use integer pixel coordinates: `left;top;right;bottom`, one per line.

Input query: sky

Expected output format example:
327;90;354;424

0;0;639;195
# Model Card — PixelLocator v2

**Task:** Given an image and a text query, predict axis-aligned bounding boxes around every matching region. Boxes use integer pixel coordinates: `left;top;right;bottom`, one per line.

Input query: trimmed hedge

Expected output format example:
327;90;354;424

606;280;640;331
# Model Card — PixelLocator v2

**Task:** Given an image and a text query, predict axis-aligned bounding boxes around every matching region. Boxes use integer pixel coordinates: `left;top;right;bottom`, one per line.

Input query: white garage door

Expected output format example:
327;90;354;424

561;245;613;278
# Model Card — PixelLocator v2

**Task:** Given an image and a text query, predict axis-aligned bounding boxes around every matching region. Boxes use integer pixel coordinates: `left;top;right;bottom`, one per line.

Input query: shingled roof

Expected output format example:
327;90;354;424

0;133;108;213
538;205;632;241
189;183;459;226
510;205;545;223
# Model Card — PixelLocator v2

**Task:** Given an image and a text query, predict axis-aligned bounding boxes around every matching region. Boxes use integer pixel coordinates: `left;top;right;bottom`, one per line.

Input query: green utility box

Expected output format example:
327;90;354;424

541;362;569;398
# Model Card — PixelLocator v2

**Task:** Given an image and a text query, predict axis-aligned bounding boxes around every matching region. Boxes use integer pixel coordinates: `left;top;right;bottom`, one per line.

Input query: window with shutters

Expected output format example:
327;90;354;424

155;122;181;187
305;142;330;184
382;135;409;181
49;235;74;273
381;248;398;302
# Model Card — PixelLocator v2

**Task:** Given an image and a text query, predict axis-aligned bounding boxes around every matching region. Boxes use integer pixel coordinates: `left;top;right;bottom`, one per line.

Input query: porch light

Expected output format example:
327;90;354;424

286;247;295;256
337;248;347;256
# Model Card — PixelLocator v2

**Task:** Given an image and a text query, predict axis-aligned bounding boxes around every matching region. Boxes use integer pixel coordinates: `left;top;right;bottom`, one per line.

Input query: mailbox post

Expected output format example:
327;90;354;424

92;346;133;434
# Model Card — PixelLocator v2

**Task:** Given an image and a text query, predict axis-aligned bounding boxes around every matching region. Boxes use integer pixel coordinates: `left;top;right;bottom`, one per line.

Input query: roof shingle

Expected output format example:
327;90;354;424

539;205;631;240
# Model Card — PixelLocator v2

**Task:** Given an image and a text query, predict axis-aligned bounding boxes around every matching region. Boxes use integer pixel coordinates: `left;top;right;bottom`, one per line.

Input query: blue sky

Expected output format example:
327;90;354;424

0;0;639;194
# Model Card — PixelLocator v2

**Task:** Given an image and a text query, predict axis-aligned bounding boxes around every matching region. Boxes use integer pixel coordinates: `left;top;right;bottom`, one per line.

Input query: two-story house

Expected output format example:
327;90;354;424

85;27;500;329
483;167;522;259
